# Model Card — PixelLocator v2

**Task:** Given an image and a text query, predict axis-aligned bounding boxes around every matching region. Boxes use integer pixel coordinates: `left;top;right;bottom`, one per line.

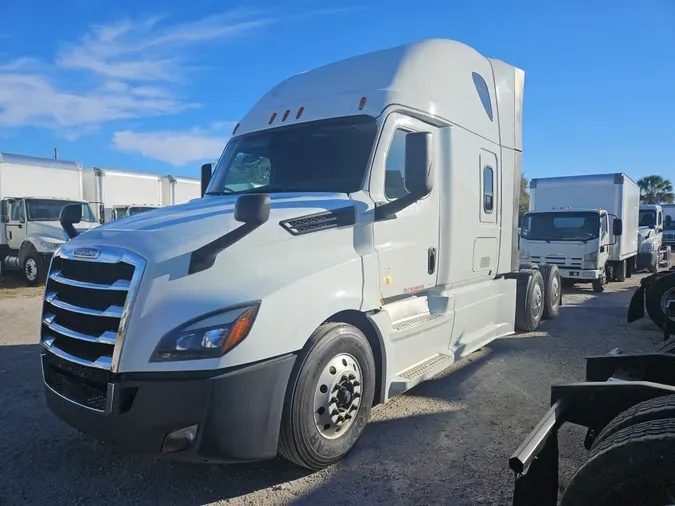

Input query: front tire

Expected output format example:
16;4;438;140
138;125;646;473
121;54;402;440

23;251;43;286
278;323;376;470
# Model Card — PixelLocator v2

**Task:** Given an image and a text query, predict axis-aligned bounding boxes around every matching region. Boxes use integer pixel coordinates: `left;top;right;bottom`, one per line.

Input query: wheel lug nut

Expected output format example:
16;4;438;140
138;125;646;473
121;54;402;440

353;380;360;386
349;374;355;380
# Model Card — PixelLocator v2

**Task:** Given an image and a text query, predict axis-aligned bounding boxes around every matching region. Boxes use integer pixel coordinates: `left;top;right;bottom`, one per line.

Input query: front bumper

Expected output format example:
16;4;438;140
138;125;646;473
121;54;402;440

557;268;601;280
637;251;657;270
42;351;296;463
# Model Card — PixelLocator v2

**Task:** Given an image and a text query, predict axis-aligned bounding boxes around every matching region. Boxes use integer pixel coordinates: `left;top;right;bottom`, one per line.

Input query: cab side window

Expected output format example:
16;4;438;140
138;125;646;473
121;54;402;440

384;129;409;200
601;214;608;237
10;200;24;222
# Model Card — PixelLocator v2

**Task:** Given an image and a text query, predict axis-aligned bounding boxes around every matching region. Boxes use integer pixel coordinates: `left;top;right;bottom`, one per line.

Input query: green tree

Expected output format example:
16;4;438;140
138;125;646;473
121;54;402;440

519;174;530;225
638;175;675;204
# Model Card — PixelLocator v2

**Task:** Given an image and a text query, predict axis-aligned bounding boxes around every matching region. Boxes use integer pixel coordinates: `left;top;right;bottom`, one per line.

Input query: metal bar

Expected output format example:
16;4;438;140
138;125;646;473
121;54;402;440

43;315;116;345
49;270;131;291
509;398;568;474
45;292;123;318
42;338;112;370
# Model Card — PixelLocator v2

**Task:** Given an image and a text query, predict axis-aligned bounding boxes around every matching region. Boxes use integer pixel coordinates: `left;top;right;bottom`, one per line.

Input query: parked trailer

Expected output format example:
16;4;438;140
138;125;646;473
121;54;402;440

82;167;164;223
161;175;201;206
520;173;639;292
0;152;99;284
662;204;675;249
42;39;560;470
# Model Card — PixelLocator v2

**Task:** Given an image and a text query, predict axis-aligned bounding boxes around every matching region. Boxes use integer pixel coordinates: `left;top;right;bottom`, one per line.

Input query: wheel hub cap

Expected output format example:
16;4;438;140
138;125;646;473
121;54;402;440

314;353;363;440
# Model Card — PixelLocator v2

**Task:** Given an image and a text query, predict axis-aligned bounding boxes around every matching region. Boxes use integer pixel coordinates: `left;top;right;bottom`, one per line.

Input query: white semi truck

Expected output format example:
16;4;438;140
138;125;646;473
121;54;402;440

0;152;99;285
40;39;561;469
662;204;675;249
637;203;671;272
520;174;639;292
83;167;164;223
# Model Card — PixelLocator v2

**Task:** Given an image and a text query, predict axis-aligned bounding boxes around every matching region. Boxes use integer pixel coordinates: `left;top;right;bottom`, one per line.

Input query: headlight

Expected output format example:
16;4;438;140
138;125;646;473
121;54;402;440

641;242;656;252
41;241;63;250
151;304;260;362
584;251;598;263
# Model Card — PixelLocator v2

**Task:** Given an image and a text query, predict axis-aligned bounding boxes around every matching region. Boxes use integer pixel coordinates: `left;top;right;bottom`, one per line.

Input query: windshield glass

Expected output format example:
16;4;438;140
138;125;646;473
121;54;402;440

521;212;600;241
26;199;96;223
129;207;155;215
207;115;378;195
639;209;657;227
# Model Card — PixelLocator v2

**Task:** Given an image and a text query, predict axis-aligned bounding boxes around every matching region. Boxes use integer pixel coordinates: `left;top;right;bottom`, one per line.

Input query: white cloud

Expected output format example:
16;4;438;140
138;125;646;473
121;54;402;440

112;124;234;166
0;10;270;133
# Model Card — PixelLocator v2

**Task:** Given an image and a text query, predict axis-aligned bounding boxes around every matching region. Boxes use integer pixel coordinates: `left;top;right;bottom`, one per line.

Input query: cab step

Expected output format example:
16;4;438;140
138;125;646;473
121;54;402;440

388;352;455;398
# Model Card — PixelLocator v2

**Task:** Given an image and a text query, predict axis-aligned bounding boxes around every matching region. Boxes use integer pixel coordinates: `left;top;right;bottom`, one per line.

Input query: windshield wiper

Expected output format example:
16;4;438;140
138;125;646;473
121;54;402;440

204;189;236;195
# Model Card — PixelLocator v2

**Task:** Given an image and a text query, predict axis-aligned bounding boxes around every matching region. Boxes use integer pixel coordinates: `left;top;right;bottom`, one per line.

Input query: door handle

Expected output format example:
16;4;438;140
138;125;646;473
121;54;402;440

428;247;437;274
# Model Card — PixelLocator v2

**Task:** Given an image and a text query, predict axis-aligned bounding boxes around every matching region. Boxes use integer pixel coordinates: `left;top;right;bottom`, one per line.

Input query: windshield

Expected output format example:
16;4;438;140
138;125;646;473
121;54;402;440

26;199;97;223
129;207;155;215
521;212;601;241
639;210;657;227
207;115;378;195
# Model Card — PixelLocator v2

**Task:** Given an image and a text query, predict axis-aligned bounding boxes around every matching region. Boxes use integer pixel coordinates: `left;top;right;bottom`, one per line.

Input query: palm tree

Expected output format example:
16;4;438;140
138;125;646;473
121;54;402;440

638;175;675;204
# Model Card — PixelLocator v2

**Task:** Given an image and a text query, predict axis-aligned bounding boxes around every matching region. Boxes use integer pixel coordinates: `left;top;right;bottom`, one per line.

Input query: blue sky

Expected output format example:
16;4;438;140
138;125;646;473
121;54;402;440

0;0;673;182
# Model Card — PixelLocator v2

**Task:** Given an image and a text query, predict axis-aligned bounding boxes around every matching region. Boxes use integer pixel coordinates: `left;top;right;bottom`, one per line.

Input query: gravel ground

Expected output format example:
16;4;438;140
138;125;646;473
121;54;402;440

0;274;664;506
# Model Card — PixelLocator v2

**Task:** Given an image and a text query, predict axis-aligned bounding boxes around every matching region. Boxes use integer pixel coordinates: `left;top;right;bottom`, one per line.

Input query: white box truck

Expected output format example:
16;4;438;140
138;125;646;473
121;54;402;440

40;39;562;469
0;152;99;284
83;167;164;223
161;175;201;206
520;173;639;292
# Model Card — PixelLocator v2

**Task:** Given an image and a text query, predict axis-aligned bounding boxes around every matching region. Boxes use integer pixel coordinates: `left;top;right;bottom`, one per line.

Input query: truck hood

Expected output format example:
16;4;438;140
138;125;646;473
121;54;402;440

69;192;359;264
29;220;99;243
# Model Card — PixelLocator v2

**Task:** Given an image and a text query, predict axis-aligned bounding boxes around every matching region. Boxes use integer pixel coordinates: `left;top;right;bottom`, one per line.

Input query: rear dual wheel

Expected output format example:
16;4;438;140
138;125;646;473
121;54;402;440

515;265;560;332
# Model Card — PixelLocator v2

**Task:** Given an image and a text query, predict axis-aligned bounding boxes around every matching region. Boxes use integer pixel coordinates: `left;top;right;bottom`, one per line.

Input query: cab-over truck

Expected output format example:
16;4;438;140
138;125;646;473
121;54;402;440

41;39;559;469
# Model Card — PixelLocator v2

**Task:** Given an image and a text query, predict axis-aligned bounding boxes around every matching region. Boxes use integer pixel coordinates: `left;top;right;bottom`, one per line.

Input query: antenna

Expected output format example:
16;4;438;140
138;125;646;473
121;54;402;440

53;148;58;160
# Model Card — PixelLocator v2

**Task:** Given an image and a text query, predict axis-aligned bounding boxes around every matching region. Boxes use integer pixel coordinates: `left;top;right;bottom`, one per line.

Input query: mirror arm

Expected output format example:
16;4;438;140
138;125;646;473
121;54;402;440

374;192;425;221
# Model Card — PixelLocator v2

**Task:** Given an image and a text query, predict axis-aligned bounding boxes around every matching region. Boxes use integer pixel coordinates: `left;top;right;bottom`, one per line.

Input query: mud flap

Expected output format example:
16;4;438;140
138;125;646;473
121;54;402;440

627;274;657;323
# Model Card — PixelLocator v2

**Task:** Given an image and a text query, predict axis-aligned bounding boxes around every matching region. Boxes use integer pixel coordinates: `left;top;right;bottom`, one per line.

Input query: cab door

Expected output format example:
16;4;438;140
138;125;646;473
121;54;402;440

5;198;26;250
371;113;440;300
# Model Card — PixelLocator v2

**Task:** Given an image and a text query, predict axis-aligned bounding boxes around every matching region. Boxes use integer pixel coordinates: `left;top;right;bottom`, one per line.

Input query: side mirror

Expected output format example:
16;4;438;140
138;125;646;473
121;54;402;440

235;194;271;225
613;218;623;236
201;163;213;197
59;204;82;240
404;132;434;196
0;200;8;223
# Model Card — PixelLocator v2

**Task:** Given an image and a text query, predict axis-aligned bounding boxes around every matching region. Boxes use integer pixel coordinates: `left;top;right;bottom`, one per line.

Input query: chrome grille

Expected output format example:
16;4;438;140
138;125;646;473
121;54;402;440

530;255;583;269
40;245;145;410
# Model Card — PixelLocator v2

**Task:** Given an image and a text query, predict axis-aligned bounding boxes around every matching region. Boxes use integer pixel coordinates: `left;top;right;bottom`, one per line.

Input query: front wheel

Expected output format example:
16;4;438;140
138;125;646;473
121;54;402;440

278;323;376;470
23;251;43;286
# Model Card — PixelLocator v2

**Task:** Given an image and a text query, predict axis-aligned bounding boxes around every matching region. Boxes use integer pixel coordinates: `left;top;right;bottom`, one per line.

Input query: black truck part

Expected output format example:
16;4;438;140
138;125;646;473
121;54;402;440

510;351;675;506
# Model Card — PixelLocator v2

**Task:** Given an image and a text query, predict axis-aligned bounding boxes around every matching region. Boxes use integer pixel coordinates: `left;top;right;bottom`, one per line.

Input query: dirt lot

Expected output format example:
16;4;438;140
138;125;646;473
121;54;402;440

0;274;664;505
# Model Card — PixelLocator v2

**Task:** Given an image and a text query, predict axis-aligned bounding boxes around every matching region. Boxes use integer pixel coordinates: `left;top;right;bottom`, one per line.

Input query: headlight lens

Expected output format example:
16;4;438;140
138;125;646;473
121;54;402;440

641;242;656;252
41;241;63;250
151;304;259;362
584;251;598;263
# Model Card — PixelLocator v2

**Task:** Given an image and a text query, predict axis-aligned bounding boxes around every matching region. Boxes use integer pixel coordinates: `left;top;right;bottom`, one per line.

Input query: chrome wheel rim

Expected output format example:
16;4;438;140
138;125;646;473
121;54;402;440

313;353;362;440
25;258;37;281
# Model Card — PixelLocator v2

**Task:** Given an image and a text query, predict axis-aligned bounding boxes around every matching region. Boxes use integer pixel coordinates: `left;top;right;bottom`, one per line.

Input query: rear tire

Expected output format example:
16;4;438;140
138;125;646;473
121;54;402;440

615;260;626;282
645;272;675;327
278;323;376;470
560;419;675;506
591;394;675;449
539;264;561;319
515;269;545;332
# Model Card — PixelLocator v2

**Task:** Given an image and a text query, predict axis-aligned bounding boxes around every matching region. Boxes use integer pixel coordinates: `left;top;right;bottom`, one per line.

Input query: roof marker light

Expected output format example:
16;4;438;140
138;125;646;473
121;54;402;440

296;106;304;119
282;109;290;122
359;97;367;110
269;113;277;125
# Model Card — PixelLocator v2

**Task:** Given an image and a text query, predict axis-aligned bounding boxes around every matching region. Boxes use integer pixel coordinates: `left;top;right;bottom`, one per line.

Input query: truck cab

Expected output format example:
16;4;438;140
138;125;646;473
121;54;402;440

520;208;619;291
0;197;99;284
107;204;159;222
638;204;665;272
660;204;675;249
